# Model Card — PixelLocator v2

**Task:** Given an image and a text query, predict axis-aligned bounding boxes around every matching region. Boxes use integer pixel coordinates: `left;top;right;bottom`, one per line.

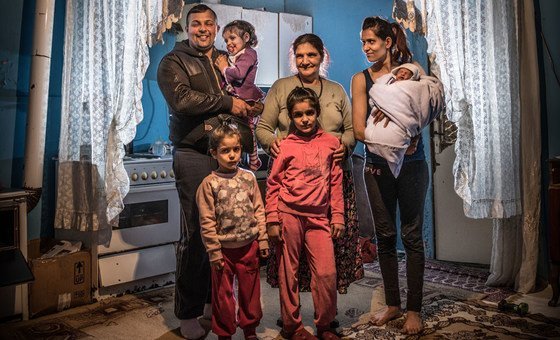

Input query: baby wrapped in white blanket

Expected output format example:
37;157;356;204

365;63;444;177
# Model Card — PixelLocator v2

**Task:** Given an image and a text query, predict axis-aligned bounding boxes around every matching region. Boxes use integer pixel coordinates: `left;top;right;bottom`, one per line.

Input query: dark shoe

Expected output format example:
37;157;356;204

318;330;341;340
292;328;319;340
279;318;339;329
243;327;257;340
278;330;292;339
329;319;339;329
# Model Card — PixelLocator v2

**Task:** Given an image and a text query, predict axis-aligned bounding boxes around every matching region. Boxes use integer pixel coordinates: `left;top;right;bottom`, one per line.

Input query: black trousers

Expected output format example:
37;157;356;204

351;154;375;238
364;160;428;312
173;148;218;319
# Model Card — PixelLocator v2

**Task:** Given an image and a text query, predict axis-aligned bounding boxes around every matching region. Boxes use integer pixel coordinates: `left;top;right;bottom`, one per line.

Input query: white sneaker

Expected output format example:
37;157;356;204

180;318;204;339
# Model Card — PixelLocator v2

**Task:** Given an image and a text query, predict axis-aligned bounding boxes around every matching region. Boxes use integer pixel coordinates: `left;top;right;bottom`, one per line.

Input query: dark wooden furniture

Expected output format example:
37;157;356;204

0;248;33;287
549;158;560;307
0;189;30;319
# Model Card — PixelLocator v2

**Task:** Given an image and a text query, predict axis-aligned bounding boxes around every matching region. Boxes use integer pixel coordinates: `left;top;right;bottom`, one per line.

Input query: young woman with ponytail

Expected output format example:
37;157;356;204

351;16;428;335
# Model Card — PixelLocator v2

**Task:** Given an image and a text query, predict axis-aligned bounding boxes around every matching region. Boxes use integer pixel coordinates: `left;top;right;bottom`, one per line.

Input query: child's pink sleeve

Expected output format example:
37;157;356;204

251;175;269;250
265;151;286;224
329;142;344;225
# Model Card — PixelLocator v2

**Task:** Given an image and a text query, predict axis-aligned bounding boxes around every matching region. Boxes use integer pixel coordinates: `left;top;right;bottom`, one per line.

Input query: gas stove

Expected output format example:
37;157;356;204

95;153;179;298
123;154;174;186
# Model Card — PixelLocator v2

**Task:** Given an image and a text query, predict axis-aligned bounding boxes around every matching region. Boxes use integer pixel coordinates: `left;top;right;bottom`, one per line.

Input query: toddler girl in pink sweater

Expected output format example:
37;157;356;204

196;123;269;340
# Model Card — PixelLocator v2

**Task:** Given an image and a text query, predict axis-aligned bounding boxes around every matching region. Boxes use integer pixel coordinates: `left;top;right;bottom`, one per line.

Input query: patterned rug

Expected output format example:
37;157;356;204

340;290;560;339
0;288;178;340
340;259;560;339
363;258;516;302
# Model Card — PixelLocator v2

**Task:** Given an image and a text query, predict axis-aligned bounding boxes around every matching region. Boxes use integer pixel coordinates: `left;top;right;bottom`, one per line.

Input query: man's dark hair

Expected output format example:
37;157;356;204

186;4;217;24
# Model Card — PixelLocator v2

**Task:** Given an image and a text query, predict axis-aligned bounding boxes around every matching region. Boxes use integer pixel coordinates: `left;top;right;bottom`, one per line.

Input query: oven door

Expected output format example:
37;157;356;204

98;182;180;255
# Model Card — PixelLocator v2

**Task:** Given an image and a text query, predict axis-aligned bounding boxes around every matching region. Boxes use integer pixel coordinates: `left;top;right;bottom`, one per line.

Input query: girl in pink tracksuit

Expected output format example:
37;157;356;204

266;87;344;340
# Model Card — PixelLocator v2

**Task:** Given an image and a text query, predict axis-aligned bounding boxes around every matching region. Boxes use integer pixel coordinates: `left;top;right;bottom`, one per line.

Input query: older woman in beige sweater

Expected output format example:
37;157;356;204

256;33;363;303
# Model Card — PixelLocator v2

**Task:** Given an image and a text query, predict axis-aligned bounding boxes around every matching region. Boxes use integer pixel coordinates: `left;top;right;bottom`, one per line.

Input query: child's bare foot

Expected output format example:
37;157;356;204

370;306;402;326
402;311;423;335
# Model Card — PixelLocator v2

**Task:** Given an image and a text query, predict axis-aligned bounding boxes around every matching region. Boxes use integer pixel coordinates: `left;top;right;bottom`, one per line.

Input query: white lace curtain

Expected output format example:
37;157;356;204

427;0;521;219
55;0;164;235
426;0;541;292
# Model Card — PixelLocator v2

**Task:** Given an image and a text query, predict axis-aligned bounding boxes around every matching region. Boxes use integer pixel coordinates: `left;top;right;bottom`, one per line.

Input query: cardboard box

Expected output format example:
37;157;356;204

28;239;92;318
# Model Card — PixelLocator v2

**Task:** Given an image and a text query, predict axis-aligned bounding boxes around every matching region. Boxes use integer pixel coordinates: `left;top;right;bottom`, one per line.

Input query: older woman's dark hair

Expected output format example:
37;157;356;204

286;87;321;118
292;33;325;60
362;16;412;65
289;33;330;76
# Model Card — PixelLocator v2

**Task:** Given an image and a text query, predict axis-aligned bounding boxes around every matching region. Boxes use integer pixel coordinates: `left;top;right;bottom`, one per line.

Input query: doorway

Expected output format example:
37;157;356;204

432;124;492;264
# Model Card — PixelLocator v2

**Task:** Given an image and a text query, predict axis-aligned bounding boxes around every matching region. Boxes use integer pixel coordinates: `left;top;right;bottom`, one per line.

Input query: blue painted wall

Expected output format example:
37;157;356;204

136;38;176;152
0;0;65;239
2;0;556;265
0;0;24;186
0;0;439;258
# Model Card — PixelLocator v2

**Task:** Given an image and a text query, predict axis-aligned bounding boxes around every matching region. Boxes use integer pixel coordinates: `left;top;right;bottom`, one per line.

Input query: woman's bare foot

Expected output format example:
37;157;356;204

402;311;423;335
370;306;402;326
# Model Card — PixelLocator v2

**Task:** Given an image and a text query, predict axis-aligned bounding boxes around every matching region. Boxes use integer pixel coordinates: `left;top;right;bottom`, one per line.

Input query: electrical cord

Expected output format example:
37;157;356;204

541;31;560;87
135;79;156;141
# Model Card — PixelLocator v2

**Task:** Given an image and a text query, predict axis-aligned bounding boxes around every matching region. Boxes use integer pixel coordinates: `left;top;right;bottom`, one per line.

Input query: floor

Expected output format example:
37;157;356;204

1;263;559;339
0;269;372;340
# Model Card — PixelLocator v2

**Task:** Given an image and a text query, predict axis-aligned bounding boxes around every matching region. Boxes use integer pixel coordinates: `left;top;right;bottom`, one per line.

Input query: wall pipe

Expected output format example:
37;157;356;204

23;0;55;211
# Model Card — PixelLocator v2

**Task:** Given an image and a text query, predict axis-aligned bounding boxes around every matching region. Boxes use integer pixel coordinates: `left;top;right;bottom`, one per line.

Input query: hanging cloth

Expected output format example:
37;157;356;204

55;0;167;238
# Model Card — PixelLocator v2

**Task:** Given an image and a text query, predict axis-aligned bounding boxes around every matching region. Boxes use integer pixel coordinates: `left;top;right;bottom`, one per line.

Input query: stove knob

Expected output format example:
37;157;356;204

141;172;148;180
151;171;158;179
169;170;175;178
160;170;167;178
131;173;138;181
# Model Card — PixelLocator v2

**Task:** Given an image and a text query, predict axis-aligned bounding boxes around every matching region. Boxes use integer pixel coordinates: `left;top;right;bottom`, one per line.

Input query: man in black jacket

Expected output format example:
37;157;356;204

157;4;254;339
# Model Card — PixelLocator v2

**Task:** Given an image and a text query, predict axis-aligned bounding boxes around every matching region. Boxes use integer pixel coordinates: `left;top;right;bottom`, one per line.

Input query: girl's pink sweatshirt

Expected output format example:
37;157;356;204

265;128;344;226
